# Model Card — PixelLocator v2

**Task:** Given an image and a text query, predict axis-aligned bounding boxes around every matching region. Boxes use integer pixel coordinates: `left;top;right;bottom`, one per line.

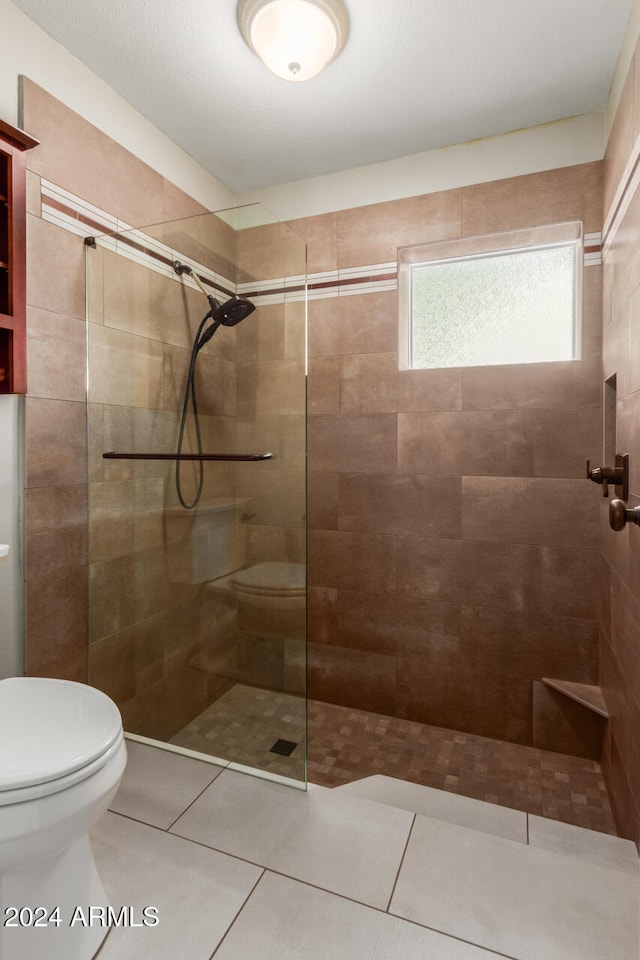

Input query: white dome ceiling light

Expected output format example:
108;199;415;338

237;0;349;82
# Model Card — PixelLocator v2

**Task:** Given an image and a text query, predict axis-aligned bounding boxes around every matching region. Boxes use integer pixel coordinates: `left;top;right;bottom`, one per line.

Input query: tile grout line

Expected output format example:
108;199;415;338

163;819;426;918
285;870;523;960
385;812;416;913
208;868;267;959
166;769;226;832
106;809;171;831
226;867;522;960
91;924;114;958
110;809;277;874
106;806;518;959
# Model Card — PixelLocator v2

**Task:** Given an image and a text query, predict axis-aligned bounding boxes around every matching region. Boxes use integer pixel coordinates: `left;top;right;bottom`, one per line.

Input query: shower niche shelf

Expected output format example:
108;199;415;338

541;678;609;718
0;118;38;395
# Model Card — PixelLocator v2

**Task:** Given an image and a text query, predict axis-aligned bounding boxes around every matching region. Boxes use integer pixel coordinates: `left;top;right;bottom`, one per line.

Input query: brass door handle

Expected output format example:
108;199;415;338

609;499;640;531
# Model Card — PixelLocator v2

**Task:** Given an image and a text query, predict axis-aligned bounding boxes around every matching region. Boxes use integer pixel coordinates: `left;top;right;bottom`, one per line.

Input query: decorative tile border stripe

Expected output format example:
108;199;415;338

40;179;602;312
584;232;602;266
238;262;399;304
41;179;239;301
41;179;123;235
237;273;307;306
99;230;237;300
41;178;398;302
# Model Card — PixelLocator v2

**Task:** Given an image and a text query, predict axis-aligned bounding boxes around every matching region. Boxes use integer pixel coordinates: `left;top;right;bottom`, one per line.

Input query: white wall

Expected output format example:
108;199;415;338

0;0;234;212
238;114;605;222
0;0;611;226
0;395;24;678
238;1;640;221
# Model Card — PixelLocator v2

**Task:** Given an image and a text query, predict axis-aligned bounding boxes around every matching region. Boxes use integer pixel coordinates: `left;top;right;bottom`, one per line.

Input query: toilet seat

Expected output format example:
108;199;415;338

230;562;306;614
231;562;306;597
0;678;123;806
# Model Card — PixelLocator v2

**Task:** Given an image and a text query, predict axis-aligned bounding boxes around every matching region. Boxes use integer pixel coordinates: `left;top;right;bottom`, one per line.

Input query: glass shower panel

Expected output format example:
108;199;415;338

86;204;307;787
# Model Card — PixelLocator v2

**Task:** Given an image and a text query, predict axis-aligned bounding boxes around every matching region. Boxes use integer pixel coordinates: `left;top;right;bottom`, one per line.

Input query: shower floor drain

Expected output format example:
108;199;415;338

269;738;298;757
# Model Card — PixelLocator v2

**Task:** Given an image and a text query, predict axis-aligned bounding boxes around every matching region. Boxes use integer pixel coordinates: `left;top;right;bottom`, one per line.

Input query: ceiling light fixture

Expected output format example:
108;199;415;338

237;0;349;82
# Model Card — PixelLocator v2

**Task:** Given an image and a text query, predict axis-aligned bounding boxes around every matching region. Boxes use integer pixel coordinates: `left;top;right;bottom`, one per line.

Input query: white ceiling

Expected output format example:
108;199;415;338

10;0;635;193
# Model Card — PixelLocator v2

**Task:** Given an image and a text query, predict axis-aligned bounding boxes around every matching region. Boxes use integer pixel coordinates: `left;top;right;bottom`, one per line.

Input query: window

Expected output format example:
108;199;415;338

398;222;582;371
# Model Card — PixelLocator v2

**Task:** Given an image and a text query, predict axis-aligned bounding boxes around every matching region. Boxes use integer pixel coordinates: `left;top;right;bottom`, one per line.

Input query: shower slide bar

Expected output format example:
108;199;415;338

103;451;274;462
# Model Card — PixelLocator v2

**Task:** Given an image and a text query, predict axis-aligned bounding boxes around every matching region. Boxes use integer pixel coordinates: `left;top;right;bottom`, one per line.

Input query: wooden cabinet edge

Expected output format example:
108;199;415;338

0;118;38;395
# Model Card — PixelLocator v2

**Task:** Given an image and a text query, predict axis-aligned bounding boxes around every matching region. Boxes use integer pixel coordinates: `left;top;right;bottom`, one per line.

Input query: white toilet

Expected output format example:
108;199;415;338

231;562;306;617
0;677;127;960
224;561;306;640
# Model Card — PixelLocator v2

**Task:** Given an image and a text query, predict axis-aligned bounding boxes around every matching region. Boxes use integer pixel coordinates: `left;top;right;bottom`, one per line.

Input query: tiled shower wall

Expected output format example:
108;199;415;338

21;78;306;738
21;77;606;771
86;220;306;738
600;36;640;844
21;78;211;680
86;232;238;737
298;163;604;749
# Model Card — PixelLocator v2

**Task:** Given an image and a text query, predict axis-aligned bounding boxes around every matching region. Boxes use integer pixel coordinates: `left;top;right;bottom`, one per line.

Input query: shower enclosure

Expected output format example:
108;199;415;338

85;204;307;787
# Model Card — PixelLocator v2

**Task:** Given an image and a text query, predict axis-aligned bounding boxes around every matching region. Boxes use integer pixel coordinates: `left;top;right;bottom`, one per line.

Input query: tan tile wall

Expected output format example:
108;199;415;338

601;42;640;844
20;78;608;782
21;79;211;685
86;312;227;724
22;80;307;740
297;162;604;748
234;223;307;569
86;236;305;736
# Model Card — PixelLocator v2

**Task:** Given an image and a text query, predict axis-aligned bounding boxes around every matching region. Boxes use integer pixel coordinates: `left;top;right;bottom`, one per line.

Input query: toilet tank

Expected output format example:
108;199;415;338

164;497;246;584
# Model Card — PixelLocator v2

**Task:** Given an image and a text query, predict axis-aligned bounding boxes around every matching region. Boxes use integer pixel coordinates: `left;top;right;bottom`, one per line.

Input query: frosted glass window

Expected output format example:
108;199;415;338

409;242;578;369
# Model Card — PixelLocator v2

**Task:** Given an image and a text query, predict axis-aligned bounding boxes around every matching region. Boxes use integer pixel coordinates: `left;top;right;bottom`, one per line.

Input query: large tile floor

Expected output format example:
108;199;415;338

78;740;637;960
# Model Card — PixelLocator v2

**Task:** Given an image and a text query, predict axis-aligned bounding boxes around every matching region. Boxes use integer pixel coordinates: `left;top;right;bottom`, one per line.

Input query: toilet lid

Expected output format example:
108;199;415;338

0;678;123;791
231;562;306;595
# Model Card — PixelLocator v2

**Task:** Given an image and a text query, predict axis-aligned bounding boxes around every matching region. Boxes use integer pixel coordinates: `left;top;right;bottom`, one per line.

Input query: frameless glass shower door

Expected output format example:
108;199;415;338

86;204;307;786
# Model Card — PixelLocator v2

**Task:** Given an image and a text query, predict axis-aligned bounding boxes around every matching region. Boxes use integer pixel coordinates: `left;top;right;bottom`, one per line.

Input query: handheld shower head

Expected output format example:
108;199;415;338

195;296;255;351
173;259;258;509
173;261;255;332
213;296;256;327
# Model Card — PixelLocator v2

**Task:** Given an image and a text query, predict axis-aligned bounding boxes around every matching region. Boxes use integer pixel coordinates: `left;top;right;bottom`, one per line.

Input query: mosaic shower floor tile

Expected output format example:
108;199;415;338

307;699;617;835
170;683;306;781
170;684;617;834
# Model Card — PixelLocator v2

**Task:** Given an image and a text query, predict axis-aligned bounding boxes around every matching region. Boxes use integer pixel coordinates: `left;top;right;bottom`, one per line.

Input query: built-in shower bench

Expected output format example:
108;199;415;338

532;679;609;760
541;678;609;718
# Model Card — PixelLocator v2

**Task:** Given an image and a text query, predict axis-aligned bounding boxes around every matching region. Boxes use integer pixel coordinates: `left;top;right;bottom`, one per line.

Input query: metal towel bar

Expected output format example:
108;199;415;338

103;451;274;462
